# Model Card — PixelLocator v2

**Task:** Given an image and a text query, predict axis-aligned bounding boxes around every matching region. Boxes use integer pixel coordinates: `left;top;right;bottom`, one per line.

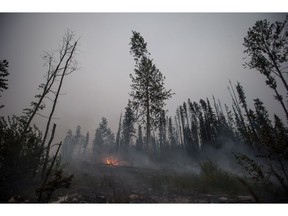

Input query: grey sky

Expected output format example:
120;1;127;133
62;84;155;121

0;13;287;144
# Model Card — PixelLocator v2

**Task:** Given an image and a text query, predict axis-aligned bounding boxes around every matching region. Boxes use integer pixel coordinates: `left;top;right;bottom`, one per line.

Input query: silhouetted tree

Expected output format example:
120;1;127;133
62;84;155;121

93;128;104;151
0;59;9;109
236;82;258;145
158;110;167;152
39;31;78;168
82;132;89;158
179;103;194;154
205;98;218;145
61;125;88;162
243;16;288;93
136;124;143;151
129;31;173;152
20;30;79;146
0;115;42;201
273;114;288;157
175;108;183;148
228;81;252;147
115;113;122;151
13;30;79;179
61;129;74;162
0;31;79;201
188;99;200;153
263;67;288;119
93;117;115;154
121;100;135;151
168;117;177;150
199;99;211;148
253;98;274;151
74;125;86;156
178;105;186;149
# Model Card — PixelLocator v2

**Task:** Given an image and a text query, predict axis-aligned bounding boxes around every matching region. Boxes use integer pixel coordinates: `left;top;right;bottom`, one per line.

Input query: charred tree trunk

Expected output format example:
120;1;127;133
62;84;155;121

41;123;56;179
37;141;62;203
40;41;78;151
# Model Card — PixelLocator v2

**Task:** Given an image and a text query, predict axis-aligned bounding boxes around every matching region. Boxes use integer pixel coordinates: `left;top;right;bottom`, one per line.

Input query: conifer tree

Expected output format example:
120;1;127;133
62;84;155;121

168;117;177;150
129;31;173;152
262;67;288;119
93;117;115;153
175;108;184;148
273;114;288;157
0;59;9;109
183;102;194;152
236;82;258;143
188;99;200;152
115;113;122;151
206;98;218;144
179;106;187;148
61;130;74;162
74;125;82;155
121;100;135;151
136;124;143;151
253;98;274;150
199;99;211;147
243;16;288;93
82;132;89;158
158;110;167;152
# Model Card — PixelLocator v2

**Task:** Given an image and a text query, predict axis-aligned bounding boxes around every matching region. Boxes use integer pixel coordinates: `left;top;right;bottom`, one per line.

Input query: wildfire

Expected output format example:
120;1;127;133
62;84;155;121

105;157;119;166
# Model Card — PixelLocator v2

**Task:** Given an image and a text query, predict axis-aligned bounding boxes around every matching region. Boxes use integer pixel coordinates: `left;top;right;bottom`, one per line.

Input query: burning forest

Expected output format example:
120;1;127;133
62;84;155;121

1;14;288;204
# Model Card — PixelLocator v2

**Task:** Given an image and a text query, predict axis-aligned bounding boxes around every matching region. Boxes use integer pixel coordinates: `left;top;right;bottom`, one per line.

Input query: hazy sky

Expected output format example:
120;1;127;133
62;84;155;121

0;13;287;144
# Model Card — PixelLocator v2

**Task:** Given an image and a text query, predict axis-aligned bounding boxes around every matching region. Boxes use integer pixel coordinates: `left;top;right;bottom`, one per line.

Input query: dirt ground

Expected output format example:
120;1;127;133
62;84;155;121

51;164;255;203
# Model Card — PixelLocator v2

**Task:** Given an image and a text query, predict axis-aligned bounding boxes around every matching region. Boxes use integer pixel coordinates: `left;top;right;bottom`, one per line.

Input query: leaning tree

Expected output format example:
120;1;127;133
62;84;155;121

243;16;288;119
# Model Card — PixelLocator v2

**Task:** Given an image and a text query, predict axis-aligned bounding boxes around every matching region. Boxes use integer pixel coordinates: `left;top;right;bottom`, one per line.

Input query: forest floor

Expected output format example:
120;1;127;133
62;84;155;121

51;163;256;203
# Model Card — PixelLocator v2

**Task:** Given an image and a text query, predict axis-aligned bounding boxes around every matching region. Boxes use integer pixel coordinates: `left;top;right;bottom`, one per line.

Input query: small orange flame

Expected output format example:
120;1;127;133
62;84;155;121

105;157;118;166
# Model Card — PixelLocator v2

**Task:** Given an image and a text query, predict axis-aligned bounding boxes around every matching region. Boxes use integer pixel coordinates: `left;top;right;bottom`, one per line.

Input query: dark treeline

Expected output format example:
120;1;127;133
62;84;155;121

62;81;287;162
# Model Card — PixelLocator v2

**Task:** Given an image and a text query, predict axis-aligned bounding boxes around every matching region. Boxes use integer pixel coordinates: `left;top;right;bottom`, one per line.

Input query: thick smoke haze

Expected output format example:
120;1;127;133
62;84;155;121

0;13;286;145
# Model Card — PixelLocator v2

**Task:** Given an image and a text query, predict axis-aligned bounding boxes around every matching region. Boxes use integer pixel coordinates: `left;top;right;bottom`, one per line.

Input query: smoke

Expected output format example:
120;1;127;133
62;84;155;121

54;133;281;203
61;134;256;177
196;136;255;175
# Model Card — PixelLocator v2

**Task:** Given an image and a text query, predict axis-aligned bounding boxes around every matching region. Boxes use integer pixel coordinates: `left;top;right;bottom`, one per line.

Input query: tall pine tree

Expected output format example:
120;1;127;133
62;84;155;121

129;31;173;152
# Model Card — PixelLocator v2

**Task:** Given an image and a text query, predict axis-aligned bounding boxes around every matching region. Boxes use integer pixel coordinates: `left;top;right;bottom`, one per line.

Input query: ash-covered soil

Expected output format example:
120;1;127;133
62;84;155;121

51;164;255;203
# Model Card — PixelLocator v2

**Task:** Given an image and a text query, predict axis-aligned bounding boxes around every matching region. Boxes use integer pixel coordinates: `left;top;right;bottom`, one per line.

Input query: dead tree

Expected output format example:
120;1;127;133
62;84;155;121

40;32;78;149
40;31;79;178
18;30;79;179
20;30;79;140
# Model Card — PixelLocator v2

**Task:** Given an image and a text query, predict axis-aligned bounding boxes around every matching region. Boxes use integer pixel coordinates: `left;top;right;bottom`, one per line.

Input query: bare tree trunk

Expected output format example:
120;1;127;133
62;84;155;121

115;113;122;151
175;111;183;147
229;80;245;125
146;66;150;153
19;56;62;143
179;106;186;149
146;95;150;152
41;123;56;179
37;141;62;203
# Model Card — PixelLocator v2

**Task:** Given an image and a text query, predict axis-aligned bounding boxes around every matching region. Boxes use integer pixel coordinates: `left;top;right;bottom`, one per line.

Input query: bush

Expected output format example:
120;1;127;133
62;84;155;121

0;116;43;201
